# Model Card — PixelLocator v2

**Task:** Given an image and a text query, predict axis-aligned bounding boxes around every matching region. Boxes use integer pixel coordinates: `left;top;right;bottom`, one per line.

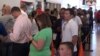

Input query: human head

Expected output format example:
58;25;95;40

35;13;52;30
20;4;27;12
64;8;75;20
89;7;92;11
31;11;36;18
72;7;77;16
36;7;43;15
2;4;11;15
11;7;21;19
59;8;66;19
59;42;74;56
51;10;54;15
45;9;50;15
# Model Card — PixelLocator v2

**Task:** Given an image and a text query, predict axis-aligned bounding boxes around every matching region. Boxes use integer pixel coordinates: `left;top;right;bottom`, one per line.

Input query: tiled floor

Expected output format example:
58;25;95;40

93;23;100;56
86;22;100;56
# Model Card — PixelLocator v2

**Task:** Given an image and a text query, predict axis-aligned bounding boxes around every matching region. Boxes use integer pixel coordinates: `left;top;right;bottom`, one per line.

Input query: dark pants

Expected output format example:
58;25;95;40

0;42;2;56
54;33;61;50
12;42;30;56
0;42;13;56
73;52;78;56
0;42;30;56
81;25;90;50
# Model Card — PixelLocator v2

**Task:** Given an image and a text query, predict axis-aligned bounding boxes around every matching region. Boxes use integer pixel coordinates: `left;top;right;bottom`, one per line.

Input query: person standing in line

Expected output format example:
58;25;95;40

88;7;93;30
54;8;65;50
62;8;78;56
0;5;15;56
0;5;14;40
29;13;52;56
72;8;82;29
9;7;32;56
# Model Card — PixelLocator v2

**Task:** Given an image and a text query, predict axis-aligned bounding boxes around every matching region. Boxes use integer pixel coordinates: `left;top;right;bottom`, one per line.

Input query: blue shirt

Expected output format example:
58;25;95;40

0;22;7;36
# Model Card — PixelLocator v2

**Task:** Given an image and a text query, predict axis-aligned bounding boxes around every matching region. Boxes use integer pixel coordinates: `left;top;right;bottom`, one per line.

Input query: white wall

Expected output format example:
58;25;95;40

21;0;34;2
0;0;20;15
96;0;100;10
47;0;62;4
0;0;20;9
61;0;82;8
47;0;83;8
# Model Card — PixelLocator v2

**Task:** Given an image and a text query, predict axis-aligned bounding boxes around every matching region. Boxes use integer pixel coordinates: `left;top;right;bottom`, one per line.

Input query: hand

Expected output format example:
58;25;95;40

28;35;33;41
57;27;61;32
8;29;13;33
72;35;78;45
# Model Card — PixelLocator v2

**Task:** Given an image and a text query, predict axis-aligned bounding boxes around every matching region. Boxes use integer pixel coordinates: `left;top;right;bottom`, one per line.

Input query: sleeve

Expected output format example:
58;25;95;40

77;16;82;25
6;17;14;32
37;30;46;41
70;21;78;36
9;20;22;42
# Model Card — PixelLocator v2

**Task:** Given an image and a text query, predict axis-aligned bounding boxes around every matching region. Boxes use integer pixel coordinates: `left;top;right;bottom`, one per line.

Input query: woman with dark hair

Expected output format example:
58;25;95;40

29;13;52;56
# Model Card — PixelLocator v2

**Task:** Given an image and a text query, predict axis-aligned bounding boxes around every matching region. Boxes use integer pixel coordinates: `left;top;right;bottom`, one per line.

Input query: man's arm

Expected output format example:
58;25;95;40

70;22;78;45
9;20;21;42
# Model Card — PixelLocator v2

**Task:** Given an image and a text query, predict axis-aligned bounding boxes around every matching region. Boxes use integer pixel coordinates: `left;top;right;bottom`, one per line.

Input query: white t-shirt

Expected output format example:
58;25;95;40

73;16;82;26
62;19;78;52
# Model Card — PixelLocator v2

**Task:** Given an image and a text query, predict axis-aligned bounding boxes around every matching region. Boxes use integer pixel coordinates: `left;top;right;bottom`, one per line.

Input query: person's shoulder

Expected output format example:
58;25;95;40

69;19;74;22
0;15;14;20
0;16;5;19
40;28;52;33
17;14;26;20
8;15;14;19
76;16;80;18
0;16;7;22
70;19;77;25
75;16;80;19
42;27;52;31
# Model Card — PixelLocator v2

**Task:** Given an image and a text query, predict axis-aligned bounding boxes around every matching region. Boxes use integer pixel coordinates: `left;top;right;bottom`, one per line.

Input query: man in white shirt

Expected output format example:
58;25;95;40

62;8;78;56
73;15;82;36
10;7;32;56
73;16;82;27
